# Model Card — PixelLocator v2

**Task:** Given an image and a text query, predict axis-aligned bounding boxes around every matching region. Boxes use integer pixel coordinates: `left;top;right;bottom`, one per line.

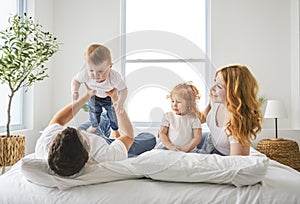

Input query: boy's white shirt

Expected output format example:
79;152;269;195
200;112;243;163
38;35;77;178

75;69;127;98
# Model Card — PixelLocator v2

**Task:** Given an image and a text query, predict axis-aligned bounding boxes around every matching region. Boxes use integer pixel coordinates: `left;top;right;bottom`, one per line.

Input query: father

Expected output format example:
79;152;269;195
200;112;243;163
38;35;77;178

35;84;155;176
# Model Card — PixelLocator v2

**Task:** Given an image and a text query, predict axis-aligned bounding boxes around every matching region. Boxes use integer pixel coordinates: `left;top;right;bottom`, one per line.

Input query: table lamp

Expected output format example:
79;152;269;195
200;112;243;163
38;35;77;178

264;100;287;139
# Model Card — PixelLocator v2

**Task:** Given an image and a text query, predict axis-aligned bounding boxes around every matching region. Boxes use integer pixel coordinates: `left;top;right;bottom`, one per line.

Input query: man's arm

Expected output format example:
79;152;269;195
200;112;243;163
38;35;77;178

117;88;128;105
71;77;81;100
49;83;95;126
106;89;134;151
114;88;128;113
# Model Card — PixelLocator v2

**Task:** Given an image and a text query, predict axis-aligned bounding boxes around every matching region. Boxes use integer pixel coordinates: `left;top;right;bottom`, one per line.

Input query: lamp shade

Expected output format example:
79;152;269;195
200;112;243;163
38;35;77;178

264;100;287;119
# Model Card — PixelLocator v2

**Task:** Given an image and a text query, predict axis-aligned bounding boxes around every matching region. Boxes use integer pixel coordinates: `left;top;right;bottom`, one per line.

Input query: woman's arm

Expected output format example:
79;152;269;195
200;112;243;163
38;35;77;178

199;103;211;123
230;143;250;156
158;126;179;151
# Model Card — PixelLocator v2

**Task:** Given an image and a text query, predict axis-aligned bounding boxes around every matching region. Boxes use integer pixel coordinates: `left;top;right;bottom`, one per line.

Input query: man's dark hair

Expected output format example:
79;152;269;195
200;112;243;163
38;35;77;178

48;127;89;176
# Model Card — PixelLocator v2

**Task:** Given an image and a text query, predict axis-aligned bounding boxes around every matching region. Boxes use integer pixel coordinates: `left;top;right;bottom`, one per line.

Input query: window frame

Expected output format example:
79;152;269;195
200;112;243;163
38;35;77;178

121;0;211;127
0;0;27;133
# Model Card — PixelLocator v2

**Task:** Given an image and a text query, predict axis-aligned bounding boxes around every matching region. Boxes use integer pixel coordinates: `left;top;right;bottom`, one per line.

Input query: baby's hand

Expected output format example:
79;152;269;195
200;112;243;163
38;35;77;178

167;145;180;151
114;102;124;114
177;146;190;153
72;91;79;100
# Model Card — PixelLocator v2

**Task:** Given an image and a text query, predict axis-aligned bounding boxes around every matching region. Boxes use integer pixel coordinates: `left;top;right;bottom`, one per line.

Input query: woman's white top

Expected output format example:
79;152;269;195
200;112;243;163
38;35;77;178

206;103;238;155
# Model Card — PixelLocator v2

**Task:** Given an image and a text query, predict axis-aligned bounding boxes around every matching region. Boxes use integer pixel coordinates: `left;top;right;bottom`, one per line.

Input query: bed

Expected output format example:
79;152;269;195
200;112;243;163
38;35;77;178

0;148;299;204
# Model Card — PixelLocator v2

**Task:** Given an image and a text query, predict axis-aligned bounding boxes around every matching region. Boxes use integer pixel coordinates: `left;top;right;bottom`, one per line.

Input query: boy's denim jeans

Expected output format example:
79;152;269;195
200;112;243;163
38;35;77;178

88;96;118;130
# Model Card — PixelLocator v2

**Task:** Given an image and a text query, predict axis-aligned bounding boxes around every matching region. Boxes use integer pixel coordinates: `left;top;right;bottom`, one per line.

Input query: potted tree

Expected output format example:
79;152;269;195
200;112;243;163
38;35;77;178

0;13;60;173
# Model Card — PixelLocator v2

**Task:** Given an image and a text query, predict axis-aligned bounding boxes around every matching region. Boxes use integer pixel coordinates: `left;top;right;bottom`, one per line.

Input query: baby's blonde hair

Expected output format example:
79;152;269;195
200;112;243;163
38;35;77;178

168;82;201;118
85;44;112;65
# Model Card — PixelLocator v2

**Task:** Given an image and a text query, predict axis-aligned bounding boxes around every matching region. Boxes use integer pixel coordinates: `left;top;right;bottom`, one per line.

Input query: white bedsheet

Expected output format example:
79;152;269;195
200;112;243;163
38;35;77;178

0;148;299;204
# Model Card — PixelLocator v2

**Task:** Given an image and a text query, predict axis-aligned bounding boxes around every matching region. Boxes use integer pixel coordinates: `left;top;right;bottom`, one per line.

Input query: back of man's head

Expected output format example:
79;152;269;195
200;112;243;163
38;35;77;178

48;127;89;176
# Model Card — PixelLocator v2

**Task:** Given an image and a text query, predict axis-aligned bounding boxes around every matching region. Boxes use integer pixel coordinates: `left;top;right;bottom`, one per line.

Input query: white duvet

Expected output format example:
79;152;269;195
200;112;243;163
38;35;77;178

0;148;300;204
21;149;268;189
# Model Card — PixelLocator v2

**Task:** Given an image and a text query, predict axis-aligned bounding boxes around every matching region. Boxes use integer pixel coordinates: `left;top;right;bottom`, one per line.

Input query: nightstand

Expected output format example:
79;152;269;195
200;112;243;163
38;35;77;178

257;138;300;171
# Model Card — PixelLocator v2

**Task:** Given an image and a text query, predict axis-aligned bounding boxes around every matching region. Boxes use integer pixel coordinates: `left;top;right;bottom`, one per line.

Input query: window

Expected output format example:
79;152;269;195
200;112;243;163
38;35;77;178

122;0;211;127
0;0;26;132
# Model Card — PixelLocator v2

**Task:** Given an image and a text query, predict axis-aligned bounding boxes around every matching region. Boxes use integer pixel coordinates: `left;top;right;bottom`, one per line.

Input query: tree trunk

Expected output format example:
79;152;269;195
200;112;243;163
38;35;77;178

6;91;14;138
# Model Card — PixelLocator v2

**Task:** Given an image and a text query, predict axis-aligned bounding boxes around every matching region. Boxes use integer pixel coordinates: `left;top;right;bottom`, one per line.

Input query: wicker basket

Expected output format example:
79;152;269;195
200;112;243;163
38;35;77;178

0;135;25;166
257;138;300;171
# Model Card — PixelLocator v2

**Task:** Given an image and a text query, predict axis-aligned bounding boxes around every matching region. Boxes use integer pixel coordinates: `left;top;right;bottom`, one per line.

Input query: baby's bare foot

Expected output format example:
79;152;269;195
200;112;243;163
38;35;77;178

110;130;120;138
87;126;97;133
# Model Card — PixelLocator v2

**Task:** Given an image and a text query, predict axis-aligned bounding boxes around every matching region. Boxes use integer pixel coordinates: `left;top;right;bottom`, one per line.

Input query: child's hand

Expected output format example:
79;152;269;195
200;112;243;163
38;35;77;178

167;144;180;151
177;146;190;153
72;91;79;100
114;102;124;114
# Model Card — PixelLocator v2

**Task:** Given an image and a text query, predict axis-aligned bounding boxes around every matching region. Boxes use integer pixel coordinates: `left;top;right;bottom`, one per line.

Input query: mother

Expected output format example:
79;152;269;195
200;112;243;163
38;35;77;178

198;64;262;156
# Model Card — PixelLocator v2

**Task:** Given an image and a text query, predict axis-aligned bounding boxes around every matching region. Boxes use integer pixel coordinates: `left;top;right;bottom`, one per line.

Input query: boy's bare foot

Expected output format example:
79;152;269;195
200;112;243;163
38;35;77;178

87;126;97;133
110;130;120;138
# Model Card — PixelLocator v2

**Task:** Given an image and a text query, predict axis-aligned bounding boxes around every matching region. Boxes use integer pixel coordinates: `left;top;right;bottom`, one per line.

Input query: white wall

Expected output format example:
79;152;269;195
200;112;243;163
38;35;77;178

15;0;300;154
211;0;290;127
51;0;122;127
11;0;122;154
211;0;300;143
290;0;300;128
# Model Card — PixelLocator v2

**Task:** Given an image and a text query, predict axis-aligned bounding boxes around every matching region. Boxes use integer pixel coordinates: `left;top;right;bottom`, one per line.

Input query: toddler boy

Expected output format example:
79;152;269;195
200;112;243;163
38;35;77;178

71;44;127;138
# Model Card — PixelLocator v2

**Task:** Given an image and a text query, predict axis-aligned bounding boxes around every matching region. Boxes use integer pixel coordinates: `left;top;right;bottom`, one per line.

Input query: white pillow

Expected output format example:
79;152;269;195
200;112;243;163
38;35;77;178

21;149;269;189
21;157;142;190
131;149;269;187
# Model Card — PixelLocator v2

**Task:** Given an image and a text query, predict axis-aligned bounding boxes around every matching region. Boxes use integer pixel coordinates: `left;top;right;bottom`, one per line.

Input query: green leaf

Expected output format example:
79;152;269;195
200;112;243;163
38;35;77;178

0;13;62;137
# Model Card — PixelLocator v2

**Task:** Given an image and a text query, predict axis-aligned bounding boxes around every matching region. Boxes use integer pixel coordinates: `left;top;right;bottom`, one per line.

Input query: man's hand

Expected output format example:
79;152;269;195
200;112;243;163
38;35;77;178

49;83;96;126
106;88;118;103
113;101;124;114
106;88;134;151
84;83;96;97
72;91;79;100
